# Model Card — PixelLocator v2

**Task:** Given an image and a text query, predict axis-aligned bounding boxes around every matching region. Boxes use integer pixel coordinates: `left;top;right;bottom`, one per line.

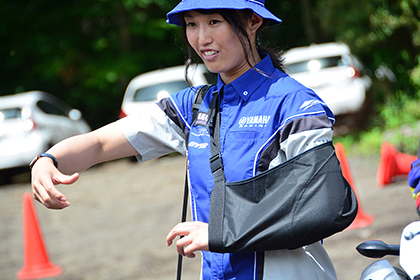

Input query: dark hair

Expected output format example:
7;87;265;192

181;9;285;86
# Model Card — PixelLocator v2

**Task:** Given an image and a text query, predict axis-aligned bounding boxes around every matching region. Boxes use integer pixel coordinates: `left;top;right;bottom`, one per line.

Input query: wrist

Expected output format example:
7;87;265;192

29;153;58;169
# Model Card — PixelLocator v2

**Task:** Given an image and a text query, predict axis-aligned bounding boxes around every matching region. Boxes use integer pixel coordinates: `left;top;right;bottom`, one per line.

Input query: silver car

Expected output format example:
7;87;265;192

0;91;90;183
119;64;217;118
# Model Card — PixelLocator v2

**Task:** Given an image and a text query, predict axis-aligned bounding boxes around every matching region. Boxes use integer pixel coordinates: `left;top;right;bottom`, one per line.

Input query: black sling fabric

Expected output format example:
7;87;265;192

206;91;358;253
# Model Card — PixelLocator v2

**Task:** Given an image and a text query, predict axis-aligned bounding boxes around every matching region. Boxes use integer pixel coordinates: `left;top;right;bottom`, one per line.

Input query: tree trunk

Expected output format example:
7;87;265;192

299;0;317;43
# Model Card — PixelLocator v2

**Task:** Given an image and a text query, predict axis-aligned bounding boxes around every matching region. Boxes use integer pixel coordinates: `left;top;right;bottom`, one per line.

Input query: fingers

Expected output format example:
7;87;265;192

176;236;196;258
33;189;70;210
32;177;69;210
166;223;190;246
166;222;209;258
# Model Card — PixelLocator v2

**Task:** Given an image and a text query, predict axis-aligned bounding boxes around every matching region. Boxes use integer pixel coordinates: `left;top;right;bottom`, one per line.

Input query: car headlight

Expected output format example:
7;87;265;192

23;119;36;131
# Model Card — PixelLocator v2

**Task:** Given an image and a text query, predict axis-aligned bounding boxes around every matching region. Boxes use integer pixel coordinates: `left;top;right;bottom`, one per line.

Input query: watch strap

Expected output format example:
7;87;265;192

29;153;58;169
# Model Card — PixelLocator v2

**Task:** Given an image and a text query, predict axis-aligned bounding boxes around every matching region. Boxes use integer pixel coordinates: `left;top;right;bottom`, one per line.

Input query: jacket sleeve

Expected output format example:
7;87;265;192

117;86;201;162
116;103;187;162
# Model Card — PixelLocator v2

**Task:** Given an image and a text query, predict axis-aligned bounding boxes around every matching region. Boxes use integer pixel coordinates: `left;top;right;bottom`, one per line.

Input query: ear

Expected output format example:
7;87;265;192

248;13;263;35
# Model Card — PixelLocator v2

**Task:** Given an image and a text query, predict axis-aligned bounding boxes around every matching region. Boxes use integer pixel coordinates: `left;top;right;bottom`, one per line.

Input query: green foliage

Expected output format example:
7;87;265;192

1;0;182;129
335;91;420;156
1;0;420;140
377;92;420;154
379;92;420;129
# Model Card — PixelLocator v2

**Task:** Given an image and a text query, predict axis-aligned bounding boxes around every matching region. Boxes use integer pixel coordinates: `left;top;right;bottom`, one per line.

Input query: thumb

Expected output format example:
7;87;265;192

54;172;80;185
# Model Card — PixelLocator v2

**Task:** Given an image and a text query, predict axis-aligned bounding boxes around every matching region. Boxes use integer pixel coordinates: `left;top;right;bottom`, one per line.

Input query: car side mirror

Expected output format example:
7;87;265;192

69;109;82;121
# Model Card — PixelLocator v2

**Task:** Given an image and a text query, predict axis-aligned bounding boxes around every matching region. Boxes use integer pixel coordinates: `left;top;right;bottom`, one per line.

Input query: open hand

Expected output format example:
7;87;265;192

31;157;79;209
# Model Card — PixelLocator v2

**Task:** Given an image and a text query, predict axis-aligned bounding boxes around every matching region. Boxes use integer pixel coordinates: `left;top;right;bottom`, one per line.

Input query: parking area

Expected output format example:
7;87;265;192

0;153;418;280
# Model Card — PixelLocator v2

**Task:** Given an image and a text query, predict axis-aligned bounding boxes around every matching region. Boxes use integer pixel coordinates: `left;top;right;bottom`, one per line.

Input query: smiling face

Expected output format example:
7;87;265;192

184;10;262;84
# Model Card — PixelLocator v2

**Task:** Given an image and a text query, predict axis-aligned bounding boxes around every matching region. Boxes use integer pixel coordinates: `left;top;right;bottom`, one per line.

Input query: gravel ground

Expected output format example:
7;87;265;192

0;152;418;280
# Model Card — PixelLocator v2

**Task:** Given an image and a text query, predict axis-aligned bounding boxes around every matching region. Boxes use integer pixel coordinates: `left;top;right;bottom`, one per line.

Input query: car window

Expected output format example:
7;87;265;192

286;55;346;74
36;100;67;116
134;80;189;102
0;108;22;122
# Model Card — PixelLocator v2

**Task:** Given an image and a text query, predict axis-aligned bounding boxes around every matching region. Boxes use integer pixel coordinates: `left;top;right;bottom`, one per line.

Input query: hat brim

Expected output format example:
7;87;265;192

166;0;282;27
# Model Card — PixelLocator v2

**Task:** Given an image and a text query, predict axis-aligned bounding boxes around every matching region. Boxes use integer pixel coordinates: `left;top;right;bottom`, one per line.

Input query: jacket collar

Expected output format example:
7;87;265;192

216;54;276;102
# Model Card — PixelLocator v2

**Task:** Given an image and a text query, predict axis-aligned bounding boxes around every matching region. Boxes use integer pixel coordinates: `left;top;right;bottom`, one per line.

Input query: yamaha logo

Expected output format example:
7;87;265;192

239;115;270;128
239;117;247;127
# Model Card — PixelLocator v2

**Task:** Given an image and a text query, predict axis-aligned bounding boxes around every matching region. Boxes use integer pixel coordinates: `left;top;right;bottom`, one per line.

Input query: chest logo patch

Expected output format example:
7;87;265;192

239;115;271;128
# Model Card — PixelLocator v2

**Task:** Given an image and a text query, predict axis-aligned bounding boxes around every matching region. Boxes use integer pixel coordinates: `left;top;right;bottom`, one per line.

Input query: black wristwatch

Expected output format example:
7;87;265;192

29;153;58;169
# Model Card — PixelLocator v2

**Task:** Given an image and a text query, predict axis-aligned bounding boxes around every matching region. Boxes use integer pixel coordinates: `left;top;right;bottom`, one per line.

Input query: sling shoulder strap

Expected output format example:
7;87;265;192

181;84;214;224
182;84;216;223
177;84;214;280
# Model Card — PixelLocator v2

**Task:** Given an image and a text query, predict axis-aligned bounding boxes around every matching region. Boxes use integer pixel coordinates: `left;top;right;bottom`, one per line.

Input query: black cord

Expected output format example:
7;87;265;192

176;167;189;280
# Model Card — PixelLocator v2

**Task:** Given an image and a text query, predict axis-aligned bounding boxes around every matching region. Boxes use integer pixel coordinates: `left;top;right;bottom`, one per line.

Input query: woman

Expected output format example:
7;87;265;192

31;0;337;279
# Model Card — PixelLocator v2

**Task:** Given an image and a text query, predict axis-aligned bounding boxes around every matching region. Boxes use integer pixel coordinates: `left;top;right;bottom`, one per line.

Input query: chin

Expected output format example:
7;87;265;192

202;62;224;74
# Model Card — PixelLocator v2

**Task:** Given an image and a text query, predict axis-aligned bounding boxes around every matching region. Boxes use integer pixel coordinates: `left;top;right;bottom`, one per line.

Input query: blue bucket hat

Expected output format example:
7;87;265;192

166;0;282;27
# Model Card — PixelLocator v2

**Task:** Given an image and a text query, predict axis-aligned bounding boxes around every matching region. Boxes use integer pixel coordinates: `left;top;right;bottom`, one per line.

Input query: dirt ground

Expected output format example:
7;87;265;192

1;152;419;280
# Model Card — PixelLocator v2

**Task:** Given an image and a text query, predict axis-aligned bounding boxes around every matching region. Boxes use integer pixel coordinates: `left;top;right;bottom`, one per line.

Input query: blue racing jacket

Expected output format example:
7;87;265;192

118;55;337;280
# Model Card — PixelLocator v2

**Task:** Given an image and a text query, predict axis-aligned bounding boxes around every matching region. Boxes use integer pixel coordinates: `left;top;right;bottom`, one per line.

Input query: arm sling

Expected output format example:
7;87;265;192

206;90;358;253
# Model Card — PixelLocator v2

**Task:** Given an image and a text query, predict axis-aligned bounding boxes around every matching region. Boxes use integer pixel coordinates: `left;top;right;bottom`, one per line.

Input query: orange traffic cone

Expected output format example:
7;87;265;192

377;142;417;187
335;143;374;229
17;193;62;279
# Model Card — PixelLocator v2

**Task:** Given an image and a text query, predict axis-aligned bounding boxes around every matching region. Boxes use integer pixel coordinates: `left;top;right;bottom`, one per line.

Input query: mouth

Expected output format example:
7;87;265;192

201;50;219;58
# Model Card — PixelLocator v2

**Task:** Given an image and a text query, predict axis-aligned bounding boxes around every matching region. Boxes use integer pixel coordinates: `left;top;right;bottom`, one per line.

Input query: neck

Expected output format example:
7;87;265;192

220;51;262;84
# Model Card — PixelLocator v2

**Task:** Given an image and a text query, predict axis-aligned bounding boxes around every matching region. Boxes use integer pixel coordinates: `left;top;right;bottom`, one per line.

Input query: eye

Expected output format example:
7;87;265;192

186;21;196;28
209;19;220;25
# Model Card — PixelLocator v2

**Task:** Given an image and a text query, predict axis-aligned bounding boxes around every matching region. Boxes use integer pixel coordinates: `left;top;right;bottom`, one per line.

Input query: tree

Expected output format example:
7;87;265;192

316;0;420;99
1;0;183;129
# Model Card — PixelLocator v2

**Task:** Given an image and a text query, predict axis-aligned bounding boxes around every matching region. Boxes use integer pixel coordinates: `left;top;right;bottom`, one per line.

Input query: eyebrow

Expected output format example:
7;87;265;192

183;12;195;19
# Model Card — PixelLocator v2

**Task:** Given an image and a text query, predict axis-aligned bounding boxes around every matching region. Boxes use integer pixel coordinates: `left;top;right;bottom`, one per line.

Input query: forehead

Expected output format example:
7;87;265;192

183;10;223;19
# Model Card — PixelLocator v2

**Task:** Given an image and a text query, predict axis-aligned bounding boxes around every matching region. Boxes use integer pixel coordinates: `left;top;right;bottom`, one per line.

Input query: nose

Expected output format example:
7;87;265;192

198;25;212;46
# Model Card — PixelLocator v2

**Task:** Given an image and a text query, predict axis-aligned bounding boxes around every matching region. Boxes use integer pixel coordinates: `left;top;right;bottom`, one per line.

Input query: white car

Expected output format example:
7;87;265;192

0;91;90;183
119;64;217;118
283;42;372;116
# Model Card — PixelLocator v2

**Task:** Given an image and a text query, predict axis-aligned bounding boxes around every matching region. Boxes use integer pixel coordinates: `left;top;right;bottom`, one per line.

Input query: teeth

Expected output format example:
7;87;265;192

203;50;217;56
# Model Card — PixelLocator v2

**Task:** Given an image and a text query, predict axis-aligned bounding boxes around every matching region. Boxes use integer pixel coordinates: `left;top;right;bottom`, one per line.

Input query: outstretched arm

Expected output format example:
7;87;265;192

31;122;138;209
